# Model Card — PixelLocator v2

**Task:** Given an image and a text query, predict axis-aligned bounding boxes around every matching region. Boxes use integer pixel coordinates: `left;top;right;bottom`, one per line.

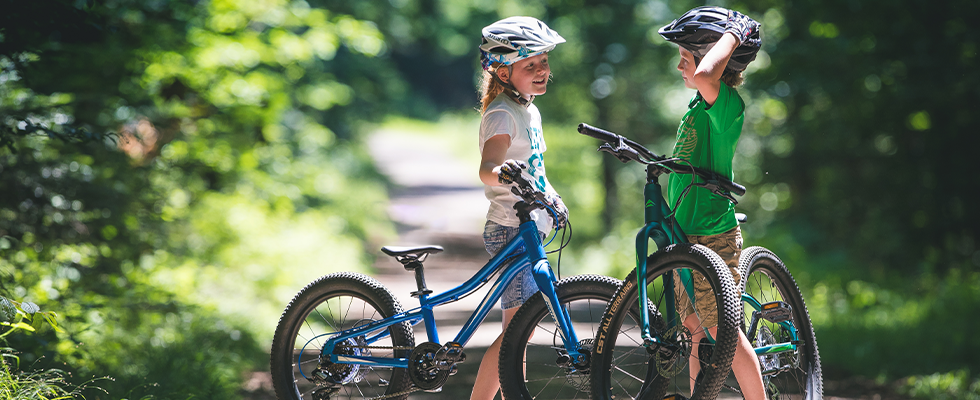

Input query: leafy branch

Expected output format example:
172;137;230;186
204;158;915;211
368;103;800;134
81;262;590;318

0;121;116;154
0;296;61;340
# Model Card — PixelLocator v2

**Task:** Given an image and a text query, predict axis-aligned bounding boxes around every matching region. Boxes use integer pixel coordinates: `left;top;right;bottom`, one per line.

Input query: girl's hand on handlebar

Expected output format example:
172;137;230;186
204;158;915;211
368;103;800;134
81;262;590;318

497;159;528;185
544;192;569;229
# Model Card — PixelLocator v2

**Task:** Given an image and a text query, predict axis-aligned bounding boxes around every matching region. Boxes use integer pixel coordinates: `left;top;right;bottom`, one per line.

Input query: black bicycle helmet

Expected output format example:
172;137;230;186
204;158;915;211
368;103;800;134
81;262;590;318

658;6;761;72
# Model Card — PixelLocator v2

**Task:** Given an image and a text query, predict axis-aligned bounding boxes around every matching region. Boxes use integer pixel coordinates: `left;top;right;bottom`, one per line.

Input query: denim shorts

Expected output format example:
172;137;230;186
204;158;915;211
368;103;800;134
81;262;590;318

483;221;540;310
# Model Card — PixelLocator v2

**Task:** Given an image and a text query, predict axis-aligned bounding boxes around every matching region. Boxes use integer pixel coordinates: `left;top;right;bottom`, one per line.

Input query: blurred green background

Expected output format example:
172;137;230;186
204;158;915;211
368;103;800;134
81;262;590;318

1;0;978;398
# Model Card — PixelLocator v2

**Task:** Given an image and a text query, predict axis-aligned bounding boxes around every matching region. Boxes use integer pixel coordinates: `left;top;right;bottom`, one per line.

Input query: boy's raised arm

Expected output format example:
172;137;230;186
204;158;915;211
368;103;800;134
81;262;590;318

692;33;739;106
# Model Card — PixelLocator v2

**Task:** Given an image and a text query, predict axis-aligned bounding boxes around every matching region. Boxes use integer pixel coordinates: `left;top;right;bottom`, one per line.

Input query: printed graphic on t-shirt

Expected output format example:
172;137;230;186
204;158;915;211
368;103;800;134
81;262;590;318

673;114;698;161
526;126;547;191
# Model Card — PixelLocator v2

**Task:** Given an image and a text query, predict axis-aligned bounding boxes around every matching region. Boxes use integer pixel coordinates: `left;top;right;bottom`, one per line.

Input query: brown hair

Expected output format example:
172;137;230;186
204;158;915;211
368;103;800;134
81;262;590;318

721;68;744;88
478;63;510;113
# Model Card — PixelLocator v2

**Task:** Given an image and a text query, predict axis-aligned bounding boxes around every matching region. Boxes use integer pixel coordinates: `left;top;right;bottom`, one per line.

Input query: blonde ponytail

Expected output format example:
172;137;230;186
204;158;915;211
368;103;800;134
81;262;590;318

478;64;509;114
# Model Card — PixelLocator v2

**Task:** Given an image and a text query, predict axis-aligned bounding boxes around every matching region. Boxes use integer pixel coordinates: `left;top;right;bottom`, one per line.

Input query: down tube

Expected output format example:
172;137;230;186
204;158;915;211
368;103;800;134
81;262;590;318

635;224;655;337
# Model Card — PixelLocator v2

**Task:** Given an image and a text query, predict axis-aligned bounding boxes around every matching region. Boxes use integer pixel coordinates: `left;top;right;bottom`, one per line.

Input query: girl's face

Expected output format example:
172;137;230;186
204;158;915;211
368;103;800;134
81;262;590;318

501;53;551;98
677;47;698;90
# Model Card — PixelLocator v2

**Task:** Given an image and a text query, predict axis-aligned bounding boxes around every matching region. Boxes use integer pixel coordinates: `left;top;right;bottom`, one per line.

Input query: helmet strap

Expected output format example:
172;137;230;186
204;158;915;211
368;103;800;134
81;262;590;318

491;65;530;107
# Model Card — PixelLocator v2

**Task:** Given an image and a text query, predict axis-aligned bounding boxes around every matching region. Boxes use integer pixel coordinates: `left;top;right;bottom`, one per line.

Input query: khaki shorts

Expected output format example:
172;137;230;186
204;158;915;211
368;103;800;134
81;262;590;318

674;226;743;328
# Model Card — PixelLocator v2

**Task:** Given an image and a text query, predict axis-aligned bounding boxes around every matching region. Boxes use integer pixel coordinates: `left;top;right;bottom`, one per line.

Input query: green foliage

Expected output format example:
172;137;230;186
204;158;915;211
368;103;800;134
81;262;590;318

0;296;60;340
805;270;980;378
0;297;98;400
2;0;398;397
1;351;81;400
902;370;980;400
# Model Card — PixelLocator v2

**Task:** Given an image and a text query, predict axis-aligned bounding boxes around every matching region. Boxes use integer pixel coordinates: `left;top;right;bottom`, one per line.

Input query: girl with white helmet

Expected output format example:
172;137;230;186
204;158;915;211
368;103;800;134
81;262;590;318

472;16;567;400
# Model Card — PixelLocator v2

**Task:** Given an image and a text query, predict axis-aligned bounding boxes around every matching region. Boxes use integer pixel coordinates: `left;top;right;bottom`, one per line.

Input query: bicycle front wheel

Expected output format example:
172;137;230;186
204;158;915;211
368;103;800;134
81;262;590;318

499;274;636;400
591;243;742;400
270;272;415;400
736;246;823;400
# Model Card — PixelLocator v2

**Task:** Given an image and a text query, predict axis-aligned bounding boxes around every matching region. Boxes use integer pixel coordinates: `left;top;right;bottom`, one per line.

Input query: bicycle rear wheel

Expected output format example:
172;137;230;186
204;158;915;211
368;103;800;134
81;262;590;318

270;272;415;400
591;243;741;400
499;274;646;400
735;246;823;400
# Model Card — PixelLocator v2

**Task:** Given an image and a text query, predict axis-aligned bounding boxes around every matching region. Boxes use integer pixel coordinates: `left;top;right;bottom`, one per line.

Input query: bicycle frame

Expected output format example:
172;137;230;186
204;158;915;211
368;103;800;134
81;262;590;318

633;167;799;358
634;168;688;341
306;219;584;371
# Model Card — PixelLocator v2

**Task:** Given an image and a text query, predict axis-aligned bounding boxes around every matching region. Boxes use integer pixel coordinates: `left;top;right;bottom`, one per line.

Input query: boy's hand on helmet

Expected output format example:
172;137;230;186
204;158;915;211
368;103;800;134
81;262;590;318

543;192;569;229
725;10;759;45
497;160;528;184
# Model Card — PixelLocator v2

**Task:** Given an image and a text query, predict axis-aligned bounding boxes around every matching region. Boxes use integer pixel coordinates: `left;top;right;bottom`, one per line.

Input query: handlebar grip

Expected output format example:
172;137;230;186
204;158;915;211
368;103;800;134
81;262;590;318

578;123;620;143
692;166;747;196
727;181;747;196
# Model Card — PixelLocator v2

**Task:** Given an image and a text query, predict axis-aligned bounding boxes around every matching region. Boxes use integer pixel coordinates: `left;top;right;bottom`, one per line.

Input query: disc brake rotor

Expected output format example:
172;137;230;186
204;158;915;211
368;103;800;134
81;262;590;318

653;325;692;378
756;325;780;372
564;339;593;392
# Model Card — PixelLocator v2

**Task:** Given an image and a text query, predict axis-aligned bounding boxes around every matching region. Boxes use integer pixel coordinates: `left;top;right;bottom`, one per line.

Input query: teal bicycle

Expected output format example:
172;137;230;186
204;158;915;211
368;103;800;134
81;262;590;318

581;123;822;400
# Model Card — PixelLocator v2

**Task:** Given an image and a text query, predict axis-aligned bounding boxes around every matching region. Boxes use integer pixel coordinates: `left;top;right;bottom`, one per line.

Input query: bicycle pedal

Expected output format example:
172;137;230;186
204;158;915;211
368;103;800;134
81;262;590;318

663;394;689;400
759;301;793;323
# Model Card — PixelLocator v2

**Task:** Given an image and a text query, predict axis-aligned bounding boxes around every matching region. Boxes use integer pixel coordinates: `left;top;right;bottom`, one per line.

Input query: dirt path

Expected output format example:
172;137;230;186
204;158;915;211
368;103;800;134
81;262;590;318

363;128;502;399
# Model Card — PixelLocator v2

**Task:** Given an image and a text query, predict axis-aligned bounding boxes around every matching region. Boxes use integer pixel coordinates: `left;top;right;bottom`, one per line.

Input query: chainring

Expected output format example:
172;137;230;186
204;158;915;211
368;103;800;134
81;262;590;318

409;342;449;391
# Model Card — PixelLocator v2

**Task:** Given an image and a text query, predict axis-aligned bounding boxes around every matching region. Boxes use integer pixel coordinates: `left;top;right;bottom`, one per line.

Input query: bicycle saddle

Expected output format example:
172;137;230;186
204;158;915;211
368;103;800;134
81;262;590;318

381;245;444;259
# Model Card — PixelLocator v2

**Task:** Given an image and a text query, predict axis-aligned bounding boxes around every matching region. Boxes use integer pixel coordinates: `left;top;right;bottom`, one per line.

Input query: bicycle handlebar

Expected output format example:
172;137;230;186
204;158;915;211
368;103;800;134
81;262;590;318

511;175;547;205
578;123;746;196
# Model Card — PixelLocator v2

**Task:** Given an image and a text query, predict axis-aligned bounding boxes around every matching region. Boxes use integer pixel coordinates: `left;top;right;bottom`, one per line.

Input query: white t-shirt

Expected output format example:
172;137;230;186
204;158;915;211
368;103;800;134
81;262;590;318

479;95;555;233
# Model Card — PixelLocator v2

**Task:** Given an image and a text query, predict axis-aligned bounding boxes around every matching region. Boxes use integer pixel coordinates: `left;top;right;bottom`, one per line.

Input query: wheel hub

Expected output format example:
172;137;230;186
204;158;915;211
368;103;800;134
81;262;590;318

558;339;594;392
756;325;780;372
651;325;692;378
311;336;371;387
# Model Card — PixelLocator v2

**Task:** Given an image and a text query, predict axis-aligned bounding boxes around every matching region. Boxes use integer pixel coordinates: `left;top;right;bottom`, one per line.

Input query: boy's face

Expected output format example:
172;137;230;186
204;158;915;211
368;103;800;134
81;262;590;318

677;47;698;90
500;53;551;98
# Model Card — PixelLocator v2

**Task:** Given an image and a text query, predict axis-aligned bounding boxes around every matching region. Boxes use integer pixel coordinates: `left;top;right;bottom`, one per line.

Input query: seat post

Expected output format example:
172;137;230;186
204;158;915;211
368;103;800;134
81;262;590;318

405;259;433;298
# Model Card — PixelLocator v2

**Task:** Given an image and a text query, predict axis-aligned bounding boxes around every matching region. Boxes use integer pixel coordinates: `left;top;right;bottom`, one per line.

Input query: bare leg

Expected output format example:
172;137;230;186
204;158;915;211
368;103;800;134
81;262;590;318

683;313;703;394
731;330;767;400
470;307;520;400
683;314;768;400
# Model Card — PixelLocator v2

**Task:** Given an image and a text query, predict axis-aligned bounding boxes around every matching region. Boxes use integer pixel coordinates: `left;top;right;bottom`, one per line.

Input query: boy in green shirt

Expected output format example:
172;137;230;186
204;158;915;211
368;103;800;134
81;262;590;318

659;6;769;400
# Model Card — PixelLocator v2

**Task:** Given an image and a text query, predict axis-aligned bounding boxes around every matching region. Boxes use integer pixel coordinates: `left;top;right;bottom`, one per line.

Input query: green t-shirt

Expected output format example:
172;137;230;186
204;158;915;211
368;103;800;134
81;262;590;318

667;84;744;236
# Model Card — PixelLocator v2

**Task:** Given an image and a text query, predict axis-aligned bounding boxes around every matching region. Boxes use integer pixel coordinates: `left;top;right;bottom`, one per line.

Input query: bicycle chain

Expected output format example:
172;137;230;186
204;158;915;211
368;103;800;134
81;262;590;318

368;386;423;400
340;345;416;351
335;344;432;400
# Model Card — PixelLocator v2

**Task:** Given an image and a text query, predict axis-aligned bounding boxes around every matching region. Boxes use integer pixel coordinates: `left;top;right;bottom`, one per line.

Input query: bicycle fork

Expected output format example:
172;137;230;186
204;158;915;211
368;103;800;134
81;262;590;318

521;223;588;366
635;180;716;346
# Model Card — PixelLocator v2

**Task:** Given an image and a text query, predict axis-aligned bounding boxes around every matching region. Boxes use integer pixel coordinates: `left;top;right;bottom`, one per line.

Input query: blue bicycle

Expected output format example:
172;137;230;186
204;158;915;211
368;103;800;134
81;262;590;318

270;172;625;400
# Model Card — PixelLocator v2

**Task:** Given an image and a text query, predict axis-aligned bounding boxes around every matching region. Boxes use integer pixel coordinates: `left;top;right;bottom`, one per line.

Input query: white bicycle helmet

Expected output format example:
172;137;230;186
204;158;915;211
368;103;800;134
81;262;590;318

479;16;565;71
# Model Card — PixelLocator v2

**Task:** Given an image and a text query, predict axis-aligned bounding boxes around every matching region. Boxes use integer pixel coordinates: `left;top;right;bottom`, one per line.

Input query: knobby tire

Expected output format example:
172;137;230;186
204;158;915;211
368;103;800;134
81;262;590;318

270;272;415;400
591;243;742;400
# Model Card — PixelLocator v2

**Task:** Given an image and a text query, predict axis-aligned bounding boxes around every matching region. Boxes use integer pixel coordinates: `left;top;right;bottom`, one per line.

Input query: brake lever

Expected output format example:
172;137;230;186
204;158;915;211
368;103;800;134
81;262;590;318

694;181;739;206
598;143;639;164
